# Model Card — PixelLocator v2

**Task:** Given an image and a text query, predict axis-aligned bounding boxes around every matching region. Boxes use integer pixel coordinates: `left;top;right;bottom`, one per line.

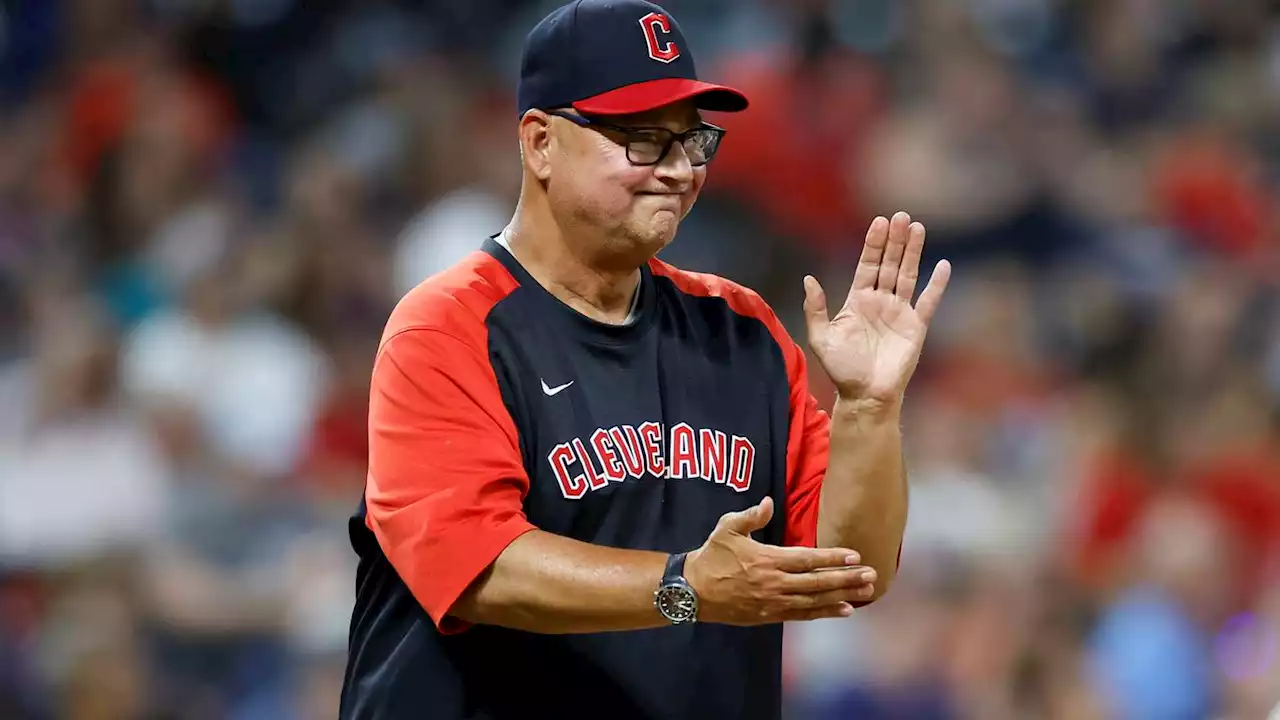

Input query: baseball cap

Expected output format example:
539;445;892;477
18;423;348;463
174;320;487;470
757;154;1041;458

517;0;749;117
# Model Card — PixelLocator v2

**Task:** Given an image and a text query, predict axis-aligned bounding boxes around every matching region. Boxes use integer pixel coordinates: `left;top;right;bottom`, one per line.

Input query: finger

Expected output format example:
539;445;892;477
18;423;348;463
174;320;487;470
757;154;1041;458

915;259;952;327
779;602;855;623
896;222;925;301
802;275;828;349
715;496;774;536
769;545;861;573
774;565;877;595
851;216;889;291
874;211;911;294
786;584;876;610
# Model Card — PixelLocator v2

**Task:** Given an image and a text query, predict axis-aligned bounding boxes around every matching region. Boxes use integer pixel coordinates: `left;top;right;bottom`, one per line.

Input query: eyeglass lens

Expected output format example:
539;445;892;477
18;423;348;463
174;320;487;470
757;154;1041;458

627;129;719;166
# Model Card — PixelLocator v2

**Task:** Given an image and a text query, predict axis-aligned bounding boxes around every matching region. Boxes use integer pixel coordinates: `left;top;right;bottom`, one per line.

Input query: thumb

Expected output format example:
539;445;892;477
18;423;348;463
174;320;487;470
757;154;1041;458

802;276;828;349
717;496;774;536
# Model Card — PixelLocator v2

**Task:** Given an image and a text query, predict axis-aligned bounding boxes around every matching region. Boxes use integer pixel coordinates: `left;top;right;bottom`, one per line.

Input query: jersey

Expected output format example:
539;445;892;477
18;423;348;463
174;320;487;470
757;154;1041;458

340;237;832;720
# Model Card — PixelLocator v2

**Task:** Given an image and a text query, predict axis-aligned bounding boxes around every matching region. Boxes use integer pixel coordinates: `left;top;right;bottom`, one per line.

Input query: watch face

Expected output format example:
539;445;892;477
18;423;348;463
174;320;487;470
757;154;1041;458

655;583;697;624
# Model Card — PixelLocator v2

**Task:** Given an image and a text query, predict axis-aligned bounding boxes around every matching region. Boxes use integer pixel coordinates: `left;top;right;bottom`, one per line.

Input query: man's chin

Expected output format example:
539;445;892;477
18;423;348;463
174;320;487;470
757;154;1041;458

648;211;683;237
612;226;675;264
643;225;679;254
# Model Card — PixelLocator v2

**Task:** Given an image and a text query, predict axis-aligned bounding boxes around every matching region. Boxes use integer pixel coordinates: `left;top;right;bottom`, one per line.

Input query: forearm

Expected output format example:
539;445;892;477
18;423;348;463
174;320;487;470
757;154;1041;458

450;529;669;634
816;396;908;598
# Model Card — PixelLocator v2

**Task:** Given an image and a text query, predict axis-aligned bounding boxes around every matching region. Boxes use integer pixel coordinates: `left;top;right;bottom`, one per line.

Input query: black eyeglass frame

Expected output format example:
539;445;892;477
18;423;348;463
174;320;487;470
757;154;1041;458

544;109;726;167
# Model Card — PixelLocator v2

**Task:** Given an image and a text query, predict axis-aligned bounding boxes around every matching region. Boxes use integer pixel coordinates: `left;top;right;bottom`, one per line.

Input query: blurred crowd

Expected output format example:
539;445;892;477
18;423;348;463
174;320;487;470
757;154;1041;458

0;0;1277;718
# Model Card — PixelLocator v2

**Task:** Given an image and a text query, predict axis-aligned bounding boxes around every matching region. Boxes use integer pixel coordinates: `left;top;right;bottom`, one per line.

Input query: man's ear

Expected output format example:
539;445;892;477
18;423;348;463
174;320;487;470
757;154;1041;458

519;110;554;181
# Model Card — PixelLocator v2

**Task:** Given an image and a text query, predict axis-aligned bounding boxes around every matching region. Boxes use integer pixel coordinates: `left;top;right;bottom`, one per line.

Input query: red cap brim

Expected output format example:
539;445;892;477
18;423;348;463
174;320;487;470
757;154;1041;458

572;77;749;116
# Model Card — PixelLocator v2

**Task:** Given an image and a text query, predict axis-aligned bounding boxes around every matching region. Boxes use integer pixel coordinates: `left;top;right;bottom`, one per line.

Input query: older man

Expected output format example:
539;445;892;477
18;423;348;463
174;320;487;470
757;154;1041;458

340;1;951;718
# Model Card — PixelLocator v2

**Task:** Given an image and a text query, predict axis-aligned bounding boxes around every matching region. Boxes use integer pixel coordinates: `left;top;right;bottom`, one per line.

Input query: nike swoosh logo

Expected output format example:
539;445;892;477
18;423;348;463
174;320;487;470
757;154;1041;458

541;379;574;396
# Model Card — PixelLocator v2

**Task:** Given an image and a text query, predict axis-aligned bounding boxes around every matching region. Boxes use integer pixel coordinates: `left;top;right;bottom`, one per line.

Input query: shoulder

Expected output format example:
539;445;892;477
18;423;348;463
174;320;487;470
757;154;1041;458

382;249;520;350
648;258;777;325
649;258;807;376
648;258;789;337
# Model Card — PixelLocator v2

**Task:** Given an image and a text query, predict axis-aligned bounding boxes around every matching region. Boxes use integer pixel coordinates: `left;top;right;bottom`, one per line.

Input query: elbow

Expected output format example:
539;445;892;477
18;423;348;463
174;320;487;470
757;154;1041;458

851;570;896;609
855;547;900;606
867;543;902;603
866;569;897;604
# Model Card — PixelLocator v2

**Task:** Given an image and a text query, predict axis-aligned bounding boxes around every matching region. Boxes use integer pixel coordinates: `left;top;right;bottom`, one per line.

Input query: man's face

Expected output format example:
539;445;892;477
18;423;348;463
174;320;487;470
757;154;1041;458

547;99;708;261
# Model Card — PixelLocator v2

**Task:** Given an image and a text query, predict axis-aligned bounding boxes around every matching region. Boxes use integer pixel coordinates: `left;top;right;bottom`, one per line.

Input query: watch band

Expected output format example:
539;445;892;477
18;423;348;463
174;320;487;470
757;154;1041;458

655;551;698;625
663;551;689;584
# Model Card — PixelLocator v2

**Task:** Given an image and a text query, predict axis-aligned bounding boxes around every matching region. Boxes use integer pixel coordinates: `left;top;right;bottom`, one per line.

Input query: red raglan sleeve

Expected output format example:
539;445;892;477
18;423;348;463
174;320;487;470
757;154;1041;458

364;326;536;633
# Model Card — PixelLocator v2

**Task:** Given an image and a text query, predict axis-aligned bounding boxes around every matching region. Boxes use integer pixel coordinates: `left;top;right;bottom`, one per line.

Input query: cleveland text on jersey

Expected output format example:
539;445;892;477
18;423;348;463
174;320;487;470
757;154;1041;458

546;421;757;499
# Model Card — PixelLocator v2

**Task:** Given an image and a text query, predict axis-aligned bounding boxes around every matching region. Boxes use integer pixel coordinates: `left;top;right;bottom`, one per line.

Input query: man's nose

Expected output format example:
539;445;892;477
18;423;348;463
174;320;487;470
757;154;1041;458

653;141;694;184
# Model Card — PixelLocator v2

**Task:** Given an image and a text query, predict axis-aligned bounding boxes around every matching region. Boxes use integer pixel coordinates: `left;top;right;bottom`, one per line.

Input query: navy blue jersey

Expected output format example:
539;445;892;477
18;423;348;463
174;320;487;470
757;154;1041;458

340;237;831;720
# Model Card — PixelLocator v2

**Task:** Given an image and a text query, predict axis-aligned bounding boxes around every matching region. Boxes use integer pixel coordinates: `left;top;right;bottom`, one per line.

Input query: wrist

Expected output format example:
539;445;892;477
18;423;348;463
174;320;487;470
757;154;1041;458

833;394;903;422
654;551;699;624
680;548;717;624
681;548;703;594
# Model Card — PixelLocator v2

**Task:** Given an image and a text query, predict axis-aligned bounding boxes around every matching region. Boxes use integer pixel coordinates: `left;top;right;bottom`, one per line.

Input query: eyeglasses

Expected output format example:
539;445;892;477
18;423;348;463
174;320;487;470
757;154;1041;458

545;110;725;167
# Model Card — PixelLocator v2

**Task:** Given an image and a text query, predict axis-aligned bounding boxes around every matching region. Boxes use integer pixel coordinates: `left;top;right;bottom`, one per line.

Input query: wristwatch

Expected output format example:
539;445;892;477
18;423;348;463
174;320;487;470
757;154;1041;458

654;552;699;625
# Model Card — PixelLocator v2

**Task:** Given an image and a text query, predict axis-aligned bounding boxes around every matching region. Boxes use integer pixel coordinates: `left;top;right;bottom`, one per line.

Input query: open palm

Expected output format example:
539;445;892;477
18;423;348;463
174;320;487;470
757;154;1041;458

803;212;952;403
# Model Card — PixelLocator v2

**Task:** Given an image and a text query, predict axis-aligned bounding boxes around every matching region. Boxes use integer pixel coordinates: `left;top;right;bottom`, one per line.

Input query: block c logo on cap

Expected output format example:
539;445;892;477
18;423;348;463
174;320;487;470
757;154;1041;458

640;12;680;63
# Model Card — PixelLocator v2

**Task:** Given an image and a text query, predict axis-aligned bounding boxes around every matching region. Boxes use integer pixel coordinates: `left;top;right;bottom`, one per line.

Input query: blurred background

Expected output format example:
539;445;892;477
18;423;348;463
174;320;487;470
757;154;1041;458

0;0;1277;718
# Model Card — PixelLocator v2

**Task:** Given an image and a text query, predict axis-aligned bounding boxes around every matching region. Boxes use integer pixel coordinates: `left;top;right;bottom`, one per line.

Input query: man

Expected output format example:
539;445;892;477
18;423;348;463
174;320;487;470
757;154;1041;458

340;1;951;718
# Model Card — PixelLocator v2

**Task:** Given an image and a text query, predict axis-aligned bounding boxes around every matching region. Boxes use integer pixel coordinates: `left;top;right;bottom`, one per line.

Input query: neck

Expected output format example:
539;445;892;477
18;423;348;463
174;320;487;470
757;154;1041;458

504;197;642;325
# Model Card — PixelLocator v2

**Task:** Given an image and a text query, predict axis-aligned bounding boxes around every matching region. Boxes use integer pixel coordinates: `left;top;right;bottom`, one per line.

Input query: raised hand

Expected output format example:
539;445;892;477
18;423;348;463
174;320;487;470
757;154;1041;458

802;212;951;404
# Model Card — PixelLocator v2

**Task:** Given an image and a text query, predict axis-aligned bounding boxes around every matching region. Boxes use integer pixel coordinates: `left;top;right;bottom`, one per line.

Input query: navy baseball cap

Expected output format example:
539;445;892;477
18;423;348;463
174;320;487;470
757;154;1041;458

517;0;749;117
